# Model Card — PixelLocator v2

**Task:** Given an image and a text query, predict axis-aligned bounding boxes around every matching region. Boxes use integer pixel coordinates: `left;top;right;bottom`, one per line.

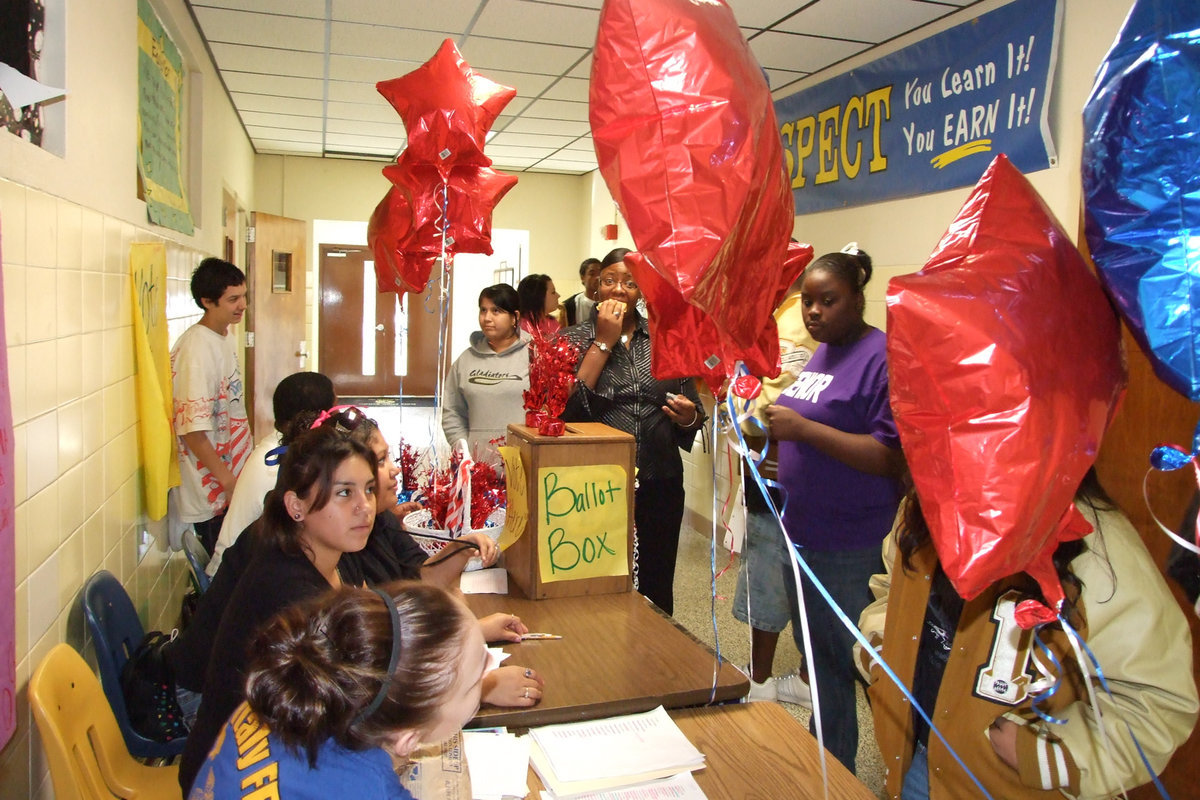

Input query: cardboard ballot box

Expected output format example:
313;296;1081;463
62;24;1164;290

503;422;635;600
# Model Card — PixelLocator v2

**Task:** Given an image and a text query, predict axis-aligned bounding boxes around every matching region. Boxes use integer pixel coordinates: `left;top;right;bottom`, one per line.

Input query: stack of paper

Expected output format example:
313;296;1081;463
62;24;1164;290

462;729;531;800
527;707;705;799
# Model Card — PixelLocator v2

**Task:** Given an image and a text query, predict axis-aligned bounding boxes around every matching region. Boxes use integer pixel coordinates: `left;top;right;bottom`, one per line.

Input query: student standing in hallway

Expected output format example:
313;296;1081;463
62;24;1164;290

171;257;254;555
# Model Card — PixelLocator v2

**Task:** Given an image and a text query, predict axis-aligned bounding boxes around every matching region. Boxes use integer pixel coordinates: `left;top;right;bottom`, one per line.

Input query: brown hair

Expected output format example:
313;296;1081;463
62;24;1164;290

260;421;376;558
244;582;473;766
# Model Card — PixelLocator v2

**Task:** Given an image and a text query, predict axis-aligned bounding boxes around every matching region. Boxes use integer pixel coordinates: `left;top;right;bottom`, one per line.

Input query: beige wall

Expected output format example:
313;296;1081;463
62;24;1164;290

254;155;595;296
684;0;1137;530
0;0;256;796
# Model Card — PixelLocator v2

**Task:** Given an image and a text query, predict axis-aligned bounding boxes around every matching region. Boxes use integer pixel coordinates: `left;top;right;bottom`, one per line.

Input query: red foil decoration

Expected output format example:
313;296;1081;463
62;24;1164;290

591;0;804;381
523;332;579;437
887;155;1126;606
369;38;518;295
376;39;516;178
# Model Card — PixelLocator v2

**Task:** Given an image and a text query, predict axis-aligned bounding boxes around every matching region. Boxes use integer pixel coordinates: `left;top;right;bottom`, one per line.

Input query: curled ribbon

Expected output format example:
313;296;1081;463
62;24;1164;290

1143;417;1200;556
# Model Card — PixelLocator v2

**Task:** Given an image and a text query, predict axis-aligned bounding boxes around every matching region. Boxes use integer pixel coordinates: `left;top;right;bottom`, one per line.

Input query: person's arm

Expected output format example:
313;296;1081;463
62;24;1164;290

764;404;905;477
991;508;1199;797
417;533;498;590
181;431;238;496
482;664;544;707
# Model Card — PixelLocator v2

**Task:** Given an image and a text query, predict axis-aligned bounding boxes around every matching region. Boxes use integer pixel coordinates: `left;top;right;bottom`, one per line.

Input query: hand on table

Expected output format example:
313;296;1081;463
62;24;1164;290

483;665;544;707
479;612;528;643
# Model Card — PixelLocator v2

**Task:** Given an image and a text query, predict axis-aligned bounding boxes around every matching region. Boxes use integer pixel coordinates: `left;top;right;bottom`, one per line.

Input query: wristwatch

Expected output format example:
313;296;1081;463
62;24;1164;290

594;341;611;353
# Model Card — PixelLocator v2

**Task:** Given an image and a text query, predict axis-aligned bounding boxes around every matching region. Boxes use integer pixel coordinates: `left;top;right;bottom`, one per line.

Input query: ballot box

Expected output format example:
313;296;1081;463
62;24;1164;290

502;422;635;599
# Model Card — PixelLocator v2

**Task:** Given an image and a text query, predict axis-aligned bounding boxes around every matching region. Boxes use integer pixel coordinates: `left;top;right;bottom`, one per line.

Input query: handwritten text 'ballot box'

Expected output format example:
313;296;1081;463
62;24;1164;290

502;423;635;600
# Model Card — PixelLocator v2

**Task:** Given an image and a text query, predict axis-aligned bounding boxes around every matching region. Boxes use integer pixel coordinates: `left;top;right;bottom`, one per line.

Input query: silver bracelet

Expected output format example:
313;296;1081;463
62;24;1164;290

679;407;700;427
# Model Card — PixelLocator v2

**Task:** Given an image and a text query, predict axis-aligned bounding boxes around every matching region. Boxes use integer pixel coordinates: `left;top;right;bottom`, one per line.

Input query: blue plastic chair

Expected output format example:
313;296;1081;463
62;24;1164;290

181;528;211;594
81;571;187;759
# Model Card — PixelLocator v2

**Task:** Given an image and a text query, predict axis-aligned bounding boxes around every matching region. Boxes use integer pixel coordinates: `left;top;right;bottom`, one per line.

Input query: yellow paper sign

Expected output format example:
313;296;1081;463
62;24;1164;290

537;464;628;583
130;243;178;519
497;446;527;551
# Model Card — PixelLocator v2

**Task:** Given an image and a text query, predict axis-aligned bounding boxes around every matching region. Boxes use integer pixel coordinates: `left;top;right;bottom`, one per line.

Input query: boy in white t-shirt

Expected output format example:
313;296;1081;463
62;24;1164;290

171;258;253;554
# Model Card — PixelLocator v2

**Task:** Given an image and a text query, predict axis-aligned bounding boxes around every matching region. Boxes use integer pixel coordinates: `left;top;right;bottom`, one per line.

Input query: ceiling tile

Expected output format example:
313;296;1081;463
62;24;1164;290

502;117;590;137
209;42;325;79
193;0;328;18
326;117;406;139
471;0;599;49
232;93;324;117
540;77;589;103
459;36;588;76
521;98;590;122
326;99;404;124
775;0;947;42
328;0;482;30
328;54;426;84
327;80;392;105
330;21;452;60
726;0;815;29
488;130;579;148
192;6;325;50
748;29;868;72
256;140;324;155
528;159;594;174
222;72;324;101
241;111;322;131
246;125;323;144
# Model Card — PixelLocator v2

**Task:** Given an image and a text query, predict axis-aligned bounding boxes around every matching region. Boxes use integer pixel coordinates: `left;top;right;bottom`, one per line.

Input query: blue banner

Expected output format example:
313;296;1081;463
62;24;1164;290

775;0;1061;214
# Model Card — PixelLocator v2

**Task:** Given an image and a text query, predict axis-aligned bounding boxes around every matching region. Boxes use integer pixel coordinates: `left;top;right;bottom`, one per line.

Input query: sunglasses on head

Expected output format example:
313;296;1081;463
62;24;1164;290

310;405;369;434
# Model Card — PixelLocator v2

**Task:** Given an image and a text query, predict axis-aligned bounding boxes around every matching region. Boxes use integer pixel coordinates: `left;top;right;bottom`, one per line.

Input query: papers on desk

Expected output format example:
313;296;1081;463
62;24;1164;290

538;772;706;800
528;706;706;799
461;567;509;594
463;730;531;800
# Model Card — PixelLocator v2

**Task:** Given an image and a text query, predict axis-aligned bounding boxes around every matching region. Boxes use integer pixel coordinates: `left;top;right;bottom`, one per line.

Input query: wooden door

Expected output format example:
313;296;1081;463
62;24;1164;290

318;246;449;397
245;211;307;438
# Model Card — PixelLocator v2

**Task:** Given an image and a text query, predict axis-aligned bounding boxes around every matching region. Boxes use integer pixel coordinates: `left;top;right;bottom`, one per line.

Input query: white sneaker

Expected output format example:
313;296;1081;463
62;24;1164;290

774;669;812;707
745;676;777;702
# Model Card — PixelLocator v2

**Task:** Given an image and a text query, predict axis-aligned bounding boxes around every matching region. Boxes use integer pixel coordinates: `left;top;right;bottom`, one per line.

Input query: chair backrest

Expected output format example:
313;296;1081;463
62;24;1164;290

29;643;180;800
181;527;211;593
81;570;185;759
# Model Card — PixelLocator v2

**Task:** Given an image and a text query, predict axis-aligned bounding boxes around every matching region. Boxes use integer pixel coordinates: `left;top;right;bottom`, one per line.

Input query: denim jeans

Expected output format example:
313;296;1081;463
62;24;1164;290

732;507;796;633
901;742;930;800
788;543;882;775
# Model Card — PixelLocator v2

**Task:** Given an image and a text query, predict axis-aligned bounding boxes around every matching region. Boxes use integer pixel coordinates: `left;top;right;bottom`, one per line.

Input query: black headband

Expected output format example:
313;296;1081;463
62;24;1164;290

352;587;404;726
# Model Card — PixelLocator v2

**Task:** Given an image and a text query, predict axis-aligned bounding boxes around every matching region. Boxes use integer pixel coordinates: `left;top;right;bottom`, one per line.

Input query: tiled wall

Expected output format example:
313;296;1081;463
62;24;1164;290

0;178;204;799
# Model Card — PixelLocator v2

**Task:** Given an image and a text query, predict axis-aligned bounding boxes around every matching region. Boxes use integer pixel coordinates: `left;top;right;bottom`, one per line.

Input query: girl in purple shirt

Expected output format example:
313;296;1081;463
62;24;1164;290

765;246;905;775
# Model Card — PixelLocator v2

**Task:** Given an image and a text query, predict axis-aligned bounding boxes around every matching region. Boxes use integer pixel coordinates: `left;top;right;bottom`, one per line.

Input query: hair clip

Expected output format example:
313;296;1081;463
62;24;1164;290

840;241;861;255
264;445;288;466
310;404;366;433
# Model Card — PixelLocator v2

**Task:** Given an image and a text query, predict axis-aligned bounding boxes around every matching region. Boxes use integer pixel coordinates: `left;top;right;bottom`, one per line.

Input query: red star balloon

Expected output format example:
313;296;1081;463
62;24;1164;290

887;155;1126;608
377;38;516;178
591;0;797;362
383;158;519;257
367;187;438;294
628;241;811;393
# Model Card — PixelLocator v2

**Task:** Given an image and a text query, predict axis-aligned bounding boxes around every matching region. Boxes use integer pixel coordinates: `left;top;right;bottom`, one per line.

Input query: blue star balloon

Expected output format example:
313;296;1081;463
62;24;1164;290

1083;0;1200;400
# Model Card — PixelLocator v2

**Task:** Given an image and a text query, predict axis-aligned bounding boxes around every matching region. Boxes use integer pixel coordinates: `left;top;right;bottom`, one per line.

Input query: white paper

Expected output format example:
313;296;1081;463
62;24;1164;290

463;730;531;800
530;707;704;783
486;647;511;673
462;567;509;594
540;771;707;800
0;63;65;108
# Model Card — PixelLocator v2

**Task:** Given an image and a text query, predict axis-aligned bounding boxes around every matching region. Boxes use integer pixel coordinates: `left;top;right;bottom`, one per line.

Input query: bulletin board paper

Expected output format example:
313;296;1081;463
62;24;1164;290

497;445;527;551
130;243;178;519
537;464;629;583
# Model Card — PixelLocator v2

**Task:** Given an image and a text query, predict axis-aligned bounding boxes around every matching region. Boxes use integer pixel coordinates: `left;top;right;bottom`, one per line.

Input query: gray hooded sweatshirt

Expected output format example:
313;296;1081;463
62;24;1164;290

441;331;530;463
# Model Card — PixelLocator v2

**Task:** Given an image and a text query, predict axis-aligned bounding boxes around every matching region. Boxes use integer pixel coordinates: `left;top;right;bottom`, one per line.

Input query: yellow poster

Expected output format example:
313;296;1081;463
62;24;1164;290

130;243;177;519
537;464;628;583
497;446;527;551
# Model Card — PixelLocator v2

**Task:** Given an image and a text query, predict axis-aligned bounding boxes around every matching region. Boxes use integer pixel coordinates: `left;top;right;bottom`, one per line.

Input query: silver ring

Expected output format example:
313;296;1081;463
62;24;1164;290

523;688;529;699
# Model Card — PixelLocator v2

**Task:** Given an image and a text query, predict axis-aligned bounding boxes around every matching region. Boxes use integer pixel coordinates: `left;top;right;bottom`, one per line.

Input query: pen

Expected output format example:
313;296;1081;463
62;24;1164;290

520;633;563;640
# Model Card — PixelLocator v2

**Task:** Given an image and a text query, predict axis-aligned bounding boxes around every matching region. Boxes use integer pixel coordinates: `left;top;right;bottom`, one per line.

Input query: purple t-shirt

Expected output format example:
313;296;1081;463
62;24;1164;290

775;327;902;551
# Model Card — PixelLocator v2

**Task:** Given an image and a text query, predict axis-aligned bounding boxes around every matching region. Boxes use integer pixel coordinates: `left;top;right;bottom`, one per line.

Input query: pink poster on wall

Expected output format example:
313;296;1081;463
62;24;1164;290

0;228;14;749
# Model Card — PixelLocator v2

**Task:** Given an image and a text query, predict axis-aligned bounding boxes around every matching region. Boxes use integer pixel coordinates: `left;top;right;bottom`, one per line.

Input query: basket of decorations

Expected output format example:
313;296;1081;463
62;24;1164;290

401;442;506;571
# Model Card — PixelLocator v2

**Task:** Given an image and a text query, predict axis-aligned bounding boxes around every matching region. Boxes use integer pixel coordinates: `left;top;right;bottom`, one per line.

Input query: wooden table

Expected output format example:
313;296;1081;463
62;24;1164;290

465;591;749;728
525;702;877;800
